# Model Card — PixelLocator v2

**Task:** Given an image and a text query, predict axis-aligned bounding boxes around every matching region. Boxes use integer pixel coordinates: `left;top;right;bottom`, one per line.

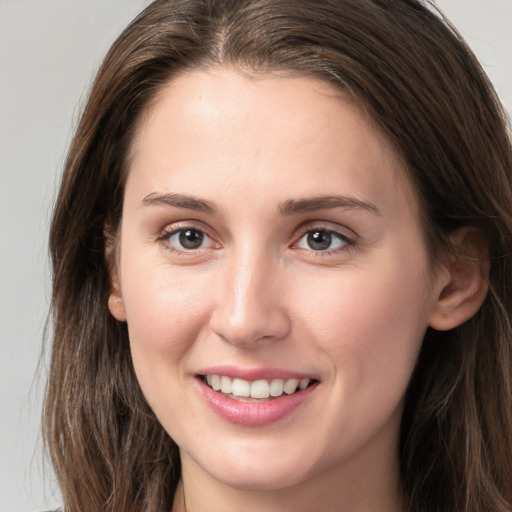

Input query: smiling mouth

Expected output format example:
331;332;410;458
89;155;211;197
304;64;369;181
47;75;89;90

201;374;316;401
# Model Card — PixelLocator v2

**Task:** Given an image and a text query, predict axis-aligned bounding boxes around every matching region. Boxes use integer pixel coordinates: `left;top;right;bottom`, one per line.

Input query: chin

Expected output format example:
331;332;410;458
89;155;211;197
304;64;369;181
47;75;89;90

184;440;324;492
211;463;313;492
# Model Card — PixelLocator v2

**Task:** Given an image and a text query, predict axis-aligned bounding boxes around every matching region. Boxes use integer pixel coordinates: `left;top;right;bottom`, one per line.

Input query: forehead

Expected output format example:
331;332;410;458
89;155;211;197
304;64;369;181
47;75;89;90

128;67;417;214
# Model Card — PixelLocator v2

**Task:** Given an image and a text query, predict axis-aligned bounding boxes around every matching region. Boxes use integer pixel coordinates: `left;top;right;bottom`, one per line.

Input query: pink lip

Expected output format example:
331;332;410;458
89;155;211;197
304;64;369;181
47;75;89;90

195;376;319;426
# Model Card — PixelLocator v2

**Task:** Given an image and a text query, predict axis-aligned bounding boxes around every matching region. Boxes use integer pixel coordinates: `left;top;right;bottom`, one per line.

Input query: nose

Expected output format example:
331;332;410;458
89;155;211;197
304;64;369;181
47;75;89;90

209;248;291;347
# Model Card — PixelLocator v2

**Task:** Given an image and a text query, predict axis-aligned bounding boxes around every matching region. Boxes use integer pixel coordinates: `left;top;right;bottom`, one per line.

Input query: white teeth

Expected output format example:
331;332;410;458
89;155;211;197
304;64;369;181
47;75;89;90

269;379;284;397
250;380;270;399
220;376;232;394
205;375;311;399
231;378;250;397
283;378;300;394
299;378;310;390
211;375;221;391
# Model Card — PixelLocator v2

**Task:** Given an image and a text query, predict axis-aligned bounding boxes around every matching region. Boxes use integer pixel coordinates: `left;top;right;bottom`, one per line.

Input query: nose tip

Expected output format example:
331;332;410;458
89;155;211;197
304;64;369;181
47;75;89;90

209;263;291;347
211;305;291;347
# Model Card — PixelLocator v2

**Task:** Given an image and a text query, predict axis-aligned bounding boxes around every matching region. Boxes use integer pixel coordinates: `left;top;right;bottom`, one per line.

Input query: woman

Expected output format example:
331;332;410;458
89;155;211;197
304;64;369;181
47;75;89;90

44;0;512;511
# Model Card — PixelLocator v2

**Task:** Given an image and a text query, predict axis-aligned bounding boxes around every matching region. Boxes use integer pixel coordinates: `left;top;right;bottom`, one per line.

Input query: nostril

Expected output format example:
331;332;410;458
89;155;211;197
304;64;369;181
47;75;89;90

210;306;291;348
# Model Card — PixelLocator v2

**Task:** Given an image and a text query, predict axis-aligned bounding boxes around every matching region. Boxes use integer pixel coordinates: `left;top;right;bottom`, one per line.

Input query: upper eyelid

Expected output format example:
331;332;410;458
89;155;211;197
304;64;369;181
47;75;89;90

292;221;357;240
299;229;353;242
293;229;355;250
158;220;217;240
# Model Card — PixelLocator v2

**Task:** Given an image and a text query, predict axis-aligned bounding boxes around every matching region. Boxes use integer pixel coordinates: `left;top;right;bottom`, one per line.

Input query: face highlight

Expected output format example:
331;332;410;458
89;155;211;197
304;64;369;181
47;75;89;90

109;68;447;508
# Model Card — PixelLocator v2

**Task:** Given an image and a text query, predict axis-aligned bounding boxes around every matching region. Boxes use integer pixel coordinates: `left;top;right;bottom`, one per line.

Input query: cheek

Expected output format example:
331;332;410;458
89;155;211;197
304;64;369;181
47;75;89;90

296;257;430;395
119;254;212;401
122;279;215;439
125;277;206;351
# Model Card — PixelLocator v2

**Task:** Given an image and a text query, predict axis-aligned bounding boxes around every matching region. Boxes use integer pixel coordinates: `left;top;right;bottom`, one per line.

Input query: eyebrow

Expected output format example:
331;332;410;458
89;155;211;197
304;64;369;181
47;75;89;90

142;192;217;214
141;192;381;217
278;195;381;216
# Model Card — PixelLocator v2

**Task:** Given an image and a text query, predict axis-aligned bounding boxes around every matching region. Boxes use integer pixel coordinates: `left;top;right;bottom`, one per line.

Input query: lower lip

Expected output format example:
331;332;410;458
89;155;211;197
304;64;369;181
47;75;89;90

196;378;318;426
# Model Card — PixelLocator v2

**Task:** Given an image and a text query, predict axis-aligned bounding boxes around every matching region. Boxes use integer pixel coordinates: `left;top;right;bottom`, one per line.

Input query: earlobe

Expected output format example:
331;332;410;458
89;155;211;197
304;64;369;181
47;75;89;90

104;223;127;322
108;288;127;322
428;227;489;331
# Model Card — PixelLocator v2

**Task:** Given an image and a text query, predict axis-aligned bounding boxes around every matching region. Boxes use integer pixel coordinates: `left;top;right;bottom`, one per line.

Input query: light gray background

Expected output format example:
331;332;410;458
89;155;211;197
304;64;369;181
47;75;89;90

1;1;510;510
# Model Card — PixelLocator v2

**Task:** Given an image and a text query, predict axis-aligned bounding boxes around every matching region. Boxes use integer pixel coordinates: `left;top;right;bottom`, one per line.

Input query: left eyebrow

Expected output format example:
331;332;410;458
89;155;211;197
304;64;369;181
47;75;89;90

278;195;381;216
141;192;217;214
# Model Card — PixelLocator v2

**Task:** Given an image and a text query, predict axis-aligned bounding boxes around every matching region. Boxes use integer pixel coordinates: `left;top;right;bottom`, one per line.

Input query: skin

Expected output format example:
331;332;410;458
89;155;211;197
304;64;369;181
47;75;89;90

108;68;485;511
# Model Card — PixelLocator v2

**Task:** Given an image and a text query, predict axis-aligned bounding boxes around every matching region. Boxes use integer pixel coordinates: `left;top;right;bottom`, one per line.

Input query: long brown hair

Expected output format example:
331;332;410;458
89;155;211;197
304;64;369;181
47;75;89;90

44;1;512;511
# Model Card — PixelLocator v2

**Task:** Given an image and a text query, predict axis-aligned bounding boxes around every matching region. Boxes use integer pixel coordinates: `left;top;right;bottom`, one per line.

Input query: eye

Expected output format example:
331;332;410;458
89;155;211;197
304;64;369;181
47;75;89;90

164;228;214;251
296;229;351;252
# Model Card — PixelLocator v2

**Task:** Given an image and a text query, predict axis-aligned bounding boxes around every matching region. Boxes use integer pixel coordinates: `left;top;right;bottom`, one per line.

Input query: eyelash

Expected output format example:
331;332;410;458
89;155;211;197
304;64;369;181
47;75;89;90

291;224;357;257
157;223;357;256
158;224;218;255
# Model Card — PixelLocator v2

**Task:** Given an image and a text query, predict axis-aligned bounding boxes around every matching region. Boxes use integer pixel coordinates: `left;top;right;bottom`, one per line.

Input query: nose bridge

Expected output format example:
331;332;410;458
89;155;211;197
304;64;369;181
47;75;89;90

211;242;289;346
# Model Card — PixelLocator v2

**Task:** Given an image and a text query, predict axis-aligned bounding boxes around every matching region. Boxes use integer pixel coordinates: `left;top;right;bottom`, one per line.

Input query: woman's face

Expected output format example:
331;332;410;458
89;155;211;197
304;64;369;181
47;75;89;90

110;68;446;495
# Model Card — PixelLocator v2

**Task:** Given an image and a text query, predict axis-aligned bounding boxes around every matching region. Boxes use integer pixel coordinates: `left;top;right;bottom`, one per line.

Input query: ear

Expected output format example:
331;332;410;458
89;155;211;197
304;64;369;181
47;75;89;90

104;224;127;322
428;227;489;331
108;276;127;322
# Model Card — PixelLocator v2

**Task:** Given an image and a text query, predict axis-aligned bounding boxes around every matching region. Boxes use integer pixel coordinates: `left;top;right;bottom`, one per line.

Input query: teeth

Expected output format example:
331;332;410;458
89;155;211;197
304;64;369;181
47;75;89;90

283;378;300;394
220;376;232;394
251;380;270;399
299;378;310;390
231;378;250;397
211;375;221;391
270;379;284;397
205;375;311;399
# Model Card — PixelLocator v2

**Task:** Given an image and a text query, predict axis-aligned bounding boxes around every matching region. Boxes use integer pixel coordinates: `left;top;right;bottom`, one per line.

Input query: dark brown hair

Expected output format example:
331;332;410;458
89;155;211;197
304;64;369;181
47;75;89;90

44;1;512;511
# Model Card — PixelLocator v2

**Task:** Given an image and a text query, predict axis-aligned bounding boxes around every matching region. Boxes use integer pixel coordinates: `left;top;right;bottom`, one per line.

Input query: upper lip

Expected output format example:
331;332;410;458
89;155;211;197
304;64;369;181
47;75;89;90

196;365;317;382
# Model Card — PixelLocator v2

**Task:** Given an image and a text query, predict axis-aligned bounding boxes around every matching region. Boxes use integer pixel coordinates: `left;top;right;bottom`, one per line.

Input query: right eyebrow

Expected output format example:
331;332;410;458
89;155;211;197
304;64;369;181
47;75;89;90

141;192;217;214
278;195;381;216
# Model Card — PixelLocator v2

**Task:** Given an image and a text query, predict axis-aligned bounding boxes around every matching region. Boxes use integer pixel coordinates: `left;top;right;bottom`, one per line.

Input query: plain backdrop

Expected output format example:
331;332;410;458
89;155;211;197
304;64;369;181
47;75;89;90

0;1;510;510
